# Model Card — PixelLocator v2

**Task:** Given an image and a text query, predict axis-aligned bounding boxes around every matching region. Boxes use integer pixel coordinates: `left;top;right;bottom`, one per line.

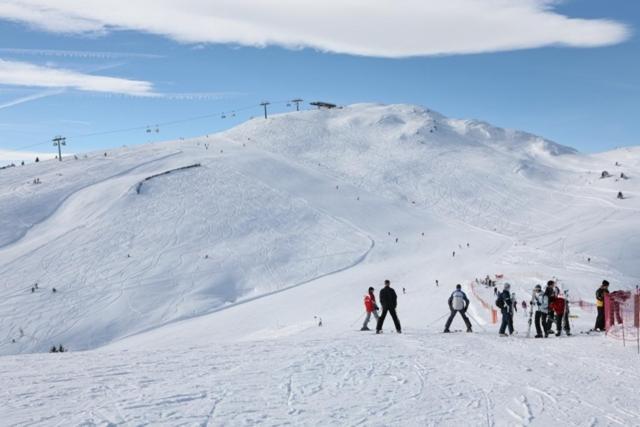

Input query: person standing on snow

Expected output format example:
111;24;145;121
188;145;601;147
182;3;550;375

376;280;402;334
543;281;558;335
594;280;610;331
361;287;379;331
496;283;514;336
444;284;473;333
531;284;549;338
550;293;571;336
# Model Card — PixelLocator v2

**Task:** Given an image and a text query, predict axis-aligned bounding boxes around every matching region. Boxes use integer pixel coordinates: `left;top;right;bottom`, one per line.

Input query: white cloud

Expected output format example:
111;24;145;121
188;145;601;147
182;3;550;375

0;0;630;57
0;59;156;96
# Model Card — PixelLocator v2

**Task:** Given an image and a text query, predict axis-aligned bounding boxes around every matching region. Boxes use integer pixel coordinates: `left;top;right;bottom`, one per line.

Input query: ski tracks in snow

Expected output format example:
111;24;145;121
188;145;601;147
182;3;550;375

2;330;640;425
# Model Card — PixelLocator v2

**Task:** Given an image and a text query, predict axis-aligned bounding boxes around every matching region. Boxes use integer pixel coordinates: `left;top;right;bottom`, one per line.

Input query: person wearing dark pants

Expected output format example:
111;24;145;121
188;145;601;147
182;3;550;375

535;311;547;337
376;280;401;334
497;283;514;336
550;294;571;336
531;284;548;338
594;280;610;331
444;284;472;333
543;280;558;335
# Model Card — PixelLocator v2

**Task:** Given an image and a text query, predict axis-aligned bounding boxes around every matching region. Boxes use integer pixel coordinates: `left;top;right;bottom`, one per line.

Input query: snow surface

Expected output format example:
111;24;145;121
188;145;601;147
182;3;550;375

1;103;639;425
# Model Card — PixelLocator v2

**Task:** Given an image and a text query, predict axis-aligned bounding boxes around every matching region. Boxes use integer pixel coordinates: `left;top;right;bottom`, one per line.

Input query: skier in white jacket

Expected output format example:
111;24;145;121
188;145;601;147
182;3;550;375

531;284;549;338
444;284;473;333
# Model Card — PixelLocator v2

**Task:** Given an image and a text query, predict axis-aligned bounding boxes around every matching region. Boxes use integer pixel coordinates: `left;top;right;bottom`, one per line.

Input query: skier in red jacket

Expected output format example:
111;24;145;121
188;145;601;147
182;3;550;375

549;295;571;336
361;287;379;331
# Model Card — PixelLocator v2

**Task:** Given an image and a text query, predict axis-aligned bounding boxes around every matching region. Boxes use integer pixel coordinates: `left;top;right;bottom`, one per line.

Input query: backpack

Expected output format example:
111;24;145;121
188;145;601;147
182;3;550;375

496;295;504;309
451;291;465;311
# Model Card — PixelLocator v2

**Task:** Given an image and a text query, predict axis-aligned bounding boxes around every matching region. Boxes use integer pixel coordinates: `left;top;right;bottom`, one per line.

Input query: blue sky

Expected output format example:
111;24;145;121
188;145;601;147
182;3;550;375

0;0;638;160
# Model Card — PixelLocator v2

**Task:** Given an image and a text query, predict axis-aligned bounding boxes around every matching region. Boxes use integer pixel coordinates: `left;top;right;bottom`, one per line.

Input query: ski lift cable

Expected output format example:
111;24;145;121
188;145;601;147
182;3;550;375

8;99;299;151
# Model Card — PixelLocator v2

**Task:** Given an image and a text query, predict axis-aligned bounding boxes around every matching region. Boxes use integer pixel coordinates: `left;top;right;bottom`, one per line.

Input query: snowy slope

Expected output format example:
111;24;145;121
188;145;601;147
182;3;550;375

1;103;639;425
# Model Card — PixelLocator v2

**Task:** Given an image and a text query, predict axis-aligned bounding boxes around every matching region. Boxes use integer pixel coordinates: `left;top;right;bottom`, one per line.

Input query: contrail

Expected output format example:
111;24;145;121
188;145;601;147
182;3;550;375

0;89;64;110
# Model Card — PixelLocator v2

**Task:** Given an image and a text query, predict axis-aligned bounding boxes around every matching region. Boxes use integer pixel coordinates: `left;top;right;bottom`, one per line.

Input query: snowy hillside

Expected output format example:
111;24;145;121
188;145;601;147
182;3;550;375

1;103;639;425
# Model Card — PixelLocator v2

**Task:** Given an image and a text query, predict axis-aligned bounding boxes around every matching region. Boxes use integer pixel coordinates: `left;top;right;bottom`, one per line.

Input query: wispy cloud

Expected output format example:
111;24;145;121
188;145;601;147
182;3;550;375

159;91;244;101
0;59;156;96
0;0;631;58
0;47;163;59
0;89;64;110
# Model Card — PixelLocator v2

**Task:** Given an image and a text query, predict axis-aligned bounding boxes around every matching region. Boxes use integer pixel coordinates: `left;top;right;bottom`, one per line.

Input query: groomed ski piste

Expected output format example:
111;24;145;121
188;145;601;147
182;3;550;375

1;103;639;425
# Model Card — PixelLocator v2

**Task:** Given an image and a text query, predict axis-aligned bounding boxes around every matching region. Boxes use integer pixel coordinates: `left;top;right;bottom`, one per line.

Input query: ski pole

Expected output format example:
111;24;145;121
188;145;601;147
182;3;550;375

350;312;365;327
427;312;450;327
469;314;488;332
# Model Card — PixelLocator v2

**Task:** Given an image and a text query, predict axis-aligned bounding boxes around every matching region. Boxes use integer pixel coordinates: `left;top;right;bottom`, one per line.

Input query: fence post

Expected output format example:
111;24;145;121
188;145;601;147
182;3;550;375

635;286;639;328
636;286;639;355
604;293;611;336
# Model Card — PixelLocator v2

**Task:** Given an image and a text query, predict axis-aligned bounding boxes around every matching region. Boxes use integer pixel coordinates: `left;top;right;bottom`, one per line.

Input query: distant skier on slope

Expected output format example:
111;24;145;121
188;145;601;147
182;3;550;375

594;280;610;331
617;191;624;199
496;283;514;336
443;284;472;333
361;287;379;331
376;280;402;334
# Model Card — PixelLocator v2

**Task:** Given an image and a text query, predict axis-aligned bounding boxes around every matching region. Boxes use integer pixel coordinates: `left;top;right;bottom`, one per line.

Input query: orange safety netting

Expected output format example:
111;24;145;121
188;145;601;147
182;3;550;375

605;289;640;352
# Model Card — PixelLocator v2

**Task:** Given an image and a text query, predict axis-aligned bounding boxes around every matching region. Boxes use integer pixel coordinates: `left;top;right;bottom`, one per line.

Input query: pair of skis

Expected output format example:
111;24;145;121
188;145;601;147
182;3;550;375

526;290;535;338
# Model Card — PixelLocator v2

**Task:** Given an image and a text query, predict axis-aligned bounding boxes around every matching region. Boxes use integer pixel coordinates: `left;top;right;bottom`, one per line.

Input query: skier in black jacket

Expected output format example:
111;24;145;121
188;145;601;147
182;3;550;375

594;280;610;331
376;280;402;334
543;281;558;335
497;283;514;336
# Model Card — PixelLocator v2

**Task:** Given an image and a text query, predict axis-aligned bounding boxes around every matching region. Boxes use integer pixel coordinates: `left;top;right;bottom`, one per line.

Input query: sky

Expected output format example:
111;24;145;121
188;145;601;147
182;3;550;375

0;0;638;162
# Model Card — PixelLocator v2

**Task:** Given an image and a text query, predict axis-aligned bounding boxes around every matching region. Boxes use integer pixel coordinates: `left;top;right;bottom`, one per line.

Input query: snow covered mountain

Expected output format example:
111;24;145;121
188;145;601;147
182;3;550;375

1;103;639;425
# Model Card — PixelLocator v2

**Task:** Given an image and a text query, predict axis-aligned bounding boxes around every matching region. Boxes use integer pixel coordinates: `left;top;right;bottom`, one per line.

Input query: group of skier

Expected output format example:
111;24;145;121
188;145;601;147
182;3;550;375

494;280;571;337
360;278;613;337
361;280;402;334
527;280;571;337
360;276;619;337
